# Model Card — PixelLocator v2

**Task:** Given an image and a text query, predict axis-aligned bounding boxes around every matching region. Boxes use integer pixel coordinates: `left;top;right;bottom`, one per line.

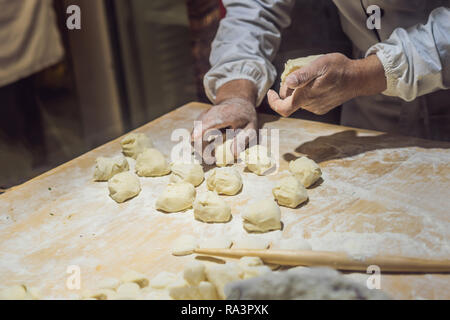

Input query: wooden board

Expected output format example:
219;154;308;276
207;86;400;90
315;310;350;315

0;102;449;299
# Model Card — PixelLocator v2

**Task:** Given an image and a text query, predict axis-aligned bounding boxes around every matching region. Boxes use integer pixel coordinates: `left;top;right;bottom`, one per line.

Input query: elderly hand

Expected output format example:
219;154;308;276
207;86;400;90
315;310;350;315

267;53;387;117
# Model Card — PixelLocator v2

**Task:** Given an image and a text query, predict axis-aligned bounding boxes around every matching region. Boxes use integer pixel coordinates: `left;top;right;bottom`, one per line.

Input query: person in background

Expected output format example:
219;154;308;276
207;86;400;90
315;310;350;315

193;0;450;156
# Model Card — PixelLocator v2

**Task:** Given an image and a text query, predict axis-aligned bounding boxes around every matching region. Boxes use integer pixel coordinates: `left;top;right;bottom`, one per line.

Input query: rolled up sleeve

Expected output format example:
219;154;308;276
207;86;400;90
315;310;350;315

204;0;294;106
366;7;450;102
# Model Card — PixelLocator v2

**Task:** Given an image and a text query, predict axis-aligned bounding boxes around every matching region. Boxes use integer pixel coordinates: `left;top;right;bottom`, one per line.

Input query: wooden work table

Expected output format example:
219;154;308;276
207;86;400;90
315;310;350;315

0;102;449;299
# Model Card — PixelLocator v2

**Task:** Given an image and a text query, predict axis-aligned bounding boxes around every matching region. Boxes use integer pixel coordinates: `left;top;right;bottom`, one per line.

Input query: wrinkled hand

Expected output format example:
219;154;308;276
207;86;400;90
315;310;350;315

191;97;257;163
268;53;386;117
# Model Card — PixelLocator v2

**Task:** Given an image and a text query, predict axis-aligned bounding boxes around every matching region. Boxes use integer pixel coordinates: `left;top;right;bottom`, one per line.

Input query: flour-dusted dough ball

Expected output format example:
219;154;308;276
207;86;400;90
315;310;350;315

115;282;142;300
207;167;242;196
121;270;150;288
156;181;196;213
240;145;275;176
170;162;204;187
233;236;271;249
183;261;206;286
271;238;312;251
171;235;198;256
193;191;231;223
272;176;308;208
289;156;322;188
198;236;233;249
242;199;282;233
121;133;153;159
135;148;170;177
215;139;235;167
108;171;141;203
93;156;129;181
149;272;178;289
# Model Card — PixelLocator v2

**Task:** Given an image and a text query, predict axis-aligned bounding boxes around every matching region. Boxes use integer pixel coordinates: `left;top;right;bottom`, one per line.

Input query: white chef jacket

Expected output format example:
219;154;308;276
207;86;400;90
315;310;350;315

0;0;64;87
204;0;450;140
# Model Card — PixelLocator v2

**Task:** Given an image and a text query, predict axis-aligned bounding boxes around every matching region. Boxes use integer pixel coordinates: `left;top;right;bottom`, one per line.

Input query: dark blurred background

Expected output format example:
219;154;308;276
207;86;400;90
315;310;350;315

0;0;351;189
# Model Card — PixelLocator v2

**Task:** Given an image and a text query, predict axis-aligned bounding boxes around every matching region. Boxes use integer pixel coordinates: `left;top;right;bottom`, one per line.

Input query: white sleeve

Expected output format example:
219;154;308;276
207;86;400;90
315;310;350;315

366;7;450;102
203;0;295;106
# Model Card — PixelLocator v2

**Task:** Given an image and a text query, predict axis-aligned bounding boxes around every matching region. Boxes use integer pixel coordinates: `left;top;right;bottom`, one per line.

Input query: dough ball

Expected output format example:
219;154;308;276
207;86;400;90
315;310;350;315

171;235;198;256
207;167;242;196
121;133;153;159
272;176;308;208
233;236;271;249
170;162;204;187
115;282;142;300
156;181;196;213
242;199;282;233
120;270;149;288
135;148;171;177
289;156;322;188
108;171;141;203
240;145;274;176
149;272;177;289
271;238;312;251
215;139;235;167
193;191;231;223
205;263;242;299
93;156;129;181
198;236;233;249
169;281;218;300
183;261;206;286
280;54;324;84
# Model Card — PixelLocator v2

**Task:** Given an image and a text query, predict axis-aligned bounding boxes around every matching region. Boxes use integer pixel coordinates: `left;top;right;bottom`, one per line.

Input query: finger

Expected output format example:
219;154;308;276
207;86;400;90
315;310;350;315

267;89;297;117
279;83;294;99
231;122;258;158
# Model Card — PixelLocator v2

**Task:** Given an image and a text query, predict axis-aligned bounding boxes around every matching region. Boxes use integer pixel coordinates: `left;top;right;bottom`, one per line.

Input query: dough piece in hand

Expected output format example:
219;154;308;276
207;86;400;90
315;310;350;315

156;181;196;213
121;133;153;159
272;176;308;208
135;148;171;177
215;139;235;167
198;236;232;249
149;272;177;289
115;282;142;300
271;238;312;251
172;235;198;256
170;162;204;187
205;263;242;300
207;167;242;196
193;191;231;223
108;171;141;203
280;54;324;84
240;145;274;176
93;156;129;181
233;236;271;250
0;285;27;300
121;270;150;288
183;261;206;286
242;199;282;233
289;156;322;188
169;281;218;300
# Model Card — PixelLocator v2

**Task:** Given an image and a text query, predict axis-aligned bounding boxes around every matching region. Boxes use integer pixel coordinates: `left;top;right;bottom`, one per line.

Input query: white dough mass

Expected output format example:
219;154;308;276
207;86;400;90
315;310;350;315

135;148;171;177
207;167;242;196
242;199;282;233
193;191;231;223
170;161;204;187
240;145;275;176
108;171;141;203
289;156;322;188
272;176;308;208
121;133;153;159
155;181;196;213
93;156;129;181
215;139;235;167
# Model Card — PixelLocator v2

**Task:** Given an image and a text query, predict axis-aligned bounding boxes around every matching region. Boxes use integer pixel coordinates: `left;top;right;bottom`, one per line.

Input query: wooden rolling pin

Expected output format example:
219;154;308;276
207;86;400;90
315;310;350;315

194;248;450;273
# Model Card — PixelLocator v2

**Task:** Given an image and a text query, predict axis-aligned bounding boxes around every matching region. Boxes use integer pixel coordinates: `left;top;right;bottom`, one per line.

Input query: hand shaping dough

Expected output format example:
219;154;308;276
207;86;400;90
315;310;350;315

280;54;324;84
289;156;322;188
121;133;153;159
93;156;129;181
155;181;196;213
215;139;235;167
193;191;231;223
242;199;282;232
271;238;312;251
272;176;308;208
240;145;274;176
171;235;198;256
207;167;242;196
135;148;171;177
108;171;141;203
170;162;204;187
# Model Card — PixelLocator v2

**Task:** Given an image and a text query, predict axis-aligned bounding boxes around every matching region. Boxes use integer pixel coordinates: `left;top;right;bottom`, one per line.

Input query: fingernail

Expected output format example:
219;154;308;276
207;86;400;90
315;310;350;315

286;74;299;87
